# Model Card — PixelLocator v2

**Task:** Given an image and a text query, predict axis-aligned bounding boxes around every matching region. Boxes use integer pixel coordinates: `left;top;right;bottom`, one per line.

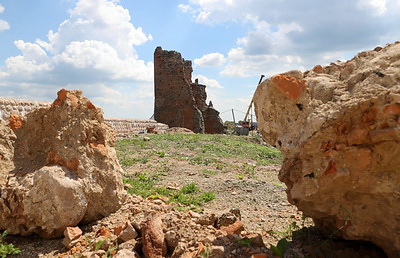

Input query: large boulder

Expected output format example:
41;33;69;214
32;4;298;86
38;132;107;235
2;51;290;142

254;42;400;257
0;89;126;238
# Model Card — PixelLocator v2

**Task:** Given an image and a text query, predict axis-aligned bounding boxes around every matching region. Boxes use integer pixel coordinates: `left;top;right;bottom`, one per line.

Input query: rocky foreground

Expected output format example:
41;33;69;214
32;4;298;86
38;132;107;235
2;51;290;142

254;41;400;257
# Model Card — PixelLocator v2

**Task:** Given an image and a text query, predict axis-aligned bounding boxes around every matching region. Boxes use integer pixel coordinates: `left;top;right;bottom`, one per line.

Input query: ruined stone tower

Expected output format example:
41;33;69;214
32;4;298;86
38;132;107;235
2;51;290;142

154;47;225;134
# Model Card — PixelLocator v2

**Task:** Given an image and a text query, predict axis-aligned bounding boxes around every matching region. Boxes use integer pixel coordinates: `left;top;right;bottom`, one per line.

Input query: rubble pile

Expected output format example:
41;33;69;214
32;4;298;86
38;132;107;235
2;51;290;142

59;195;269;258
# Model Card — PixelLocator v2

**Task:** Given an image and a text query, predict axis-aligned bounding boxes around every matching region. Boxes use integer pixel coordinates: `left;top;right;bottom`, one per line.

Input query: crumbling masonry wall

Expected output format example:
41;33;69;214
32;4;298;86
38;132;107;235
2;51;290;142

0;97;168;137
154;47;225;134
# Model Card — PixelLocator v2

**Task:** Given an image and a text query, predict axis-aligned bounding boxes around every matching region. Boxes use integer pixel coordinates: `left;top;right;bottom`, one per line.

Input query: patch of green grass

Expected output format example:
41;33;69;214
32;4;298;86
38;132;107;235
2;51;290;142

119;156;149;167
154;164;170;174
199;192;216;202
189;156;219;166
170;189;215;207
116;134;281;165
124;175;215;208
181;182;199;194
152;150;166;158
123;172;164;197
241;162;257;178
170;182;215;207
201;169;218;176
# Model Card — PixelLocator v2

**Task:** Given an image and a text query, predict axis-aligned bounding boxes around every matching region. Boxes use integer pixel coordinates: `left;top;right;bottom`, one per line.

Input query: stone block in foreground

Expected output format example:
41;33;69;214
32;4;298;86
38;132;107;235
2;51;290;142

0;89;126;238
254;42;400;257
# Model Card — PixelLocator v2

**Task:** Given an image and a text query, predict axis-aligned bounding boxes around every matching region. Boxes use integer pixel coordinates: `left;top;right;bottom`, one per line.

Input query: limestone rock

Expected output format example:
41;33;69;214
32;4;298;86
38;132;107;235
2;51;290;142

114;249;140;258
117;221;138;243
165;230;179;250
215;209;241;228
0;120;15;185
141;213;167;258
253;42;400;257
210;245;225;258
63;226;83;248
0;89;126;238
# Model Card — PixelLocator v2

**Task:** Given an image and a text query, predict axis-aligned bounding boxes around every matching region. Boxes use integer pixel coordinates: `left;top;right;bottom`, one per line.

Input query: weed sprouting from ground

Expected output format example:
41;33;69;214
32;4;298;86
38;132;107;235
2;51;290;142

201;169;218;176
0;230;21;257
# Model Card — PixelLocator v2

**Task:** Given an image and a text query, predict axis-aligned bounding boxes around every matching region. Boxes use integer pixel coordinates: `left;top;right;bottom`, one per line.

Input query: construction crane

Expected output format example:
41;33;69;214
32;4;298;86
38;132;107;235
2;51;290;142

235;74;265;135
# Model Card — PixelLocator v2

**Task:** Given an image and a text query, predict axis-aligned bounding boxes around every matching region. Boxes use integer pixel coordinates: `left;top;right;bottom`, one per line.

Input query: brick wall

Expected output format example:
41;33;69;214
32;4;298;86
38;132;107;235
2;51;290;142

154;46;204;133
0;97;168;137
0;97;49;120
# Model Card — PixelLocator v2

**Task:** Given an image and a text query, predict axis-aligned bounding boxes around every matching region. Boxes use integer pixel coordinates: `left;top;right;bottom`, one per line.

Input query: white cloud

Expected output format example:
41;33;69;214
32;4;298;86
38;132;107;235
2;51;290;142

47;0;152;58
0;0;154;118
193;74;223;88
183;0;400;77
357;0;388;16
5;40;51;79
194;53;226;67
0;20;9;32
221;48;303;77
0;4;10;32
14;40;50;64
178;4;193;13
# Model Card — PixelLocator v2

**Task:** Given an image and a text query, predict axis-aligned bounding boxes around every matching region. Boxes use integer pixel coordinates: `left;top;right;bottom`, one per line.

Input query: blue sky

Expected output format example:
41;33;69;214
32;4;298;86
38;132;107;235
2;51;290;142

0;0;399;121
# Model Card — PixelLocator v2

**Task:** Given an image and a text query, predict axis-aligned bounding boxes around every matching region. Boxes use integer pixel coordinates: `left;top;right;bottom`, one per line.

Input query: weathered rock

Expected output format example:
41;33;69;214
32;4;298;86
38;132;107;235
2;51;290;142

171;242;187;258
141;213;167;258
215;209;241;228
154;47;225;134
62;226;83;248
210;245;225;258
0;120;15;185
0;89;126;238
114;249;140;258
118;239;139;252
80;250;106;258
96;227;111;237
254;42;400;257
117;221;138;243
194;213;216;226
219;220;245;235
165;230;179;250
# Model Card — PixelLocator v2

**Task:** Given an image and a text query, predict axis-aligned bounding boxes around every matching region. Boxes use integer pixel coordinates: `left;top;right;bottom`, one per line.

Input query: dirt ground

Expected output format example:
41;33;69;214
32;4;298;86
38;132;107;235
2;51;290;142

4;134;387;257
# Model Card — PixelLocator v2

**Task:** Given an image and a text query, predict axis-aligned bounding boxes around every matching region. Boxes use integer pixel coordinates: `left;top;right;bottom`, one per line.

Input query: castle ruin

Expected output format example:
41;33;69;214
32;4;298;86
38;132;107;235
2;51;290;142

154;47;225;134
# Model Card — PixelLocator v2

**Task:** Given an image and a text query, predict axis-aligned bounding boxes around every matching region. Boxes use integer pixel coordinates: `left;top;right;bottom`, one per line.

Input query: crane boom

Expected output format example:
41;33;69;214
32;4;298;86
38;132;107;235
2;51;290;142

243;75;265;122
